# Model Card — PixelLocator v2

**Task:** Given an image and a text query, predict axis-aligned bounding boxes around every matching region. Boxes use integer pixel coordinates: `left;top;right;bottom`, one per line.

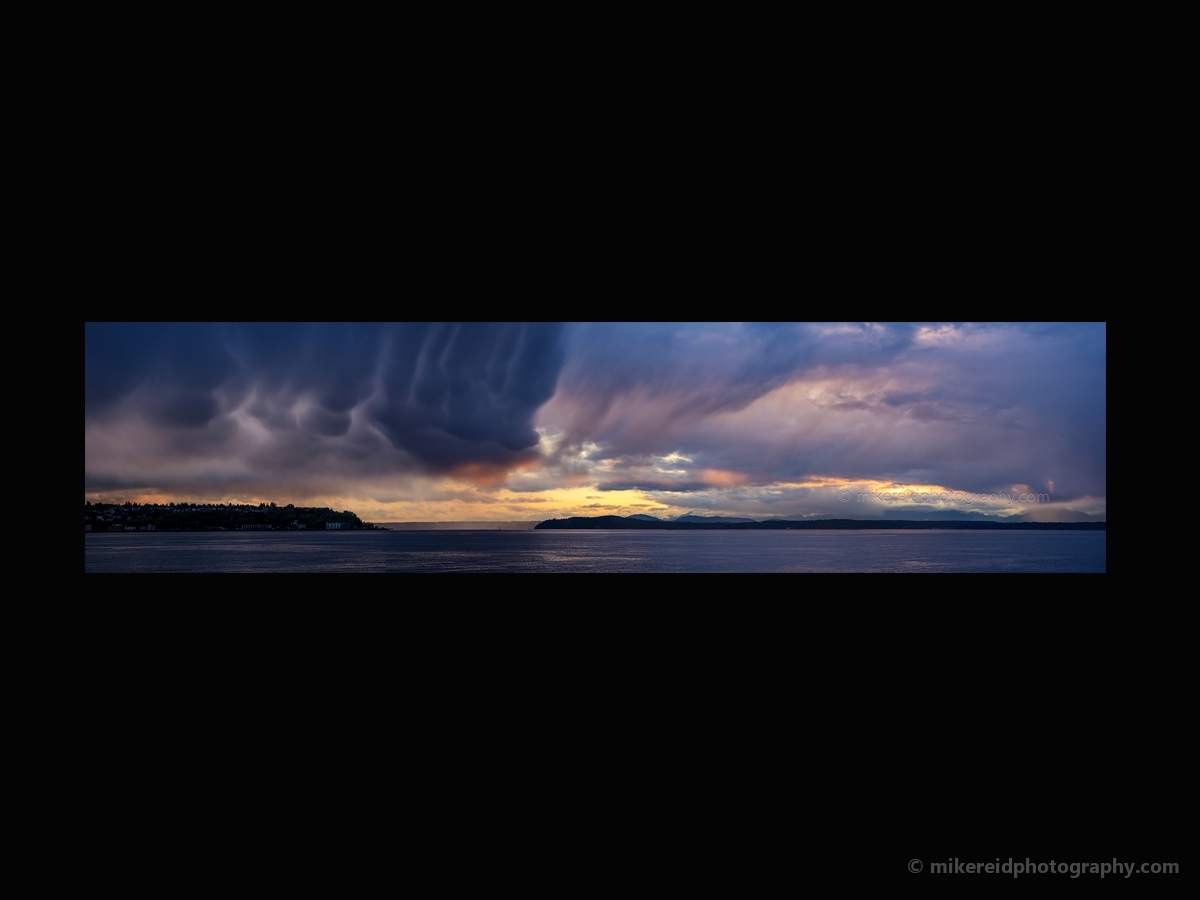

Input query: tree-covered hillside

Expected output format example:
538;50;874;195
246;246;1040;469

84;501;380;532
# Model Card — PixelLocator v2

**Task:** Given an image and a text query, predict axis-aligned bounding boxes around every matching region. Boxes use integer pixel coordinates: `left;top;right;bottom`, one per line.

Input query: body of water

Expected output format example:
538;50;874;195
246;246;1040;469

85;529;1106;572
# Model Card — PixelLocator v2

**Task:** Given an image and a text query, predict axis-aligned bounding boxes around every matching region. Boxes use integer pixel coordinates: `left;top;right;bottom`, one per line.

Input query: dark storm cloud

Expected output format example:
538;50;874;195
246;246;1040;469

368;323;565;470
85;323;567;492
86;323;236;421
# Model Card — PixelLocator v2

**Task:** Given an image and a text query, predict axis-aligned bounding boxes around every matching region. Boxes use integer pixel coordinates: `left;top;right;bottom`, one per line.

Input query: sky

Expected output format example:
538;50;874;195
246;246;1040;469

84;323;1106;522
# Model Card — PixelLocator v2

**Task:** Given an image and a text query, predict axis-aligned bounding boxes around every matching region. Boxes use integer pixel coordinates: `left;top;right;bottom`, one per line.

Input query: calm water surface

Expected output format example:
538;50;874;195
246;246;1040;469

85;530;1106;572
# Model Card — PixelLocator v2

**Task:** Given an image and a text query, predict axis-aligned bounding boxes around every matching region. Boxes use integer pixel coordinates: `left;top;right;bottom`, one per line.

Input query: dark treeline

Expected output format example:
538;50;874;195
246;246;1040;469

535;516;1105;531
84;501;381;532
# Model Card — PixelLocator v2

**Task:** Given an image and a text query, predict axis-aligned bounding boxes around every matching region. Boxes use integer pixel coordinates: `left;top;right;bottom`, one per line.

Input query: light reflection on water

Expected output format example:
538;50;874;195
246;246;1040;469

85;530;1106;573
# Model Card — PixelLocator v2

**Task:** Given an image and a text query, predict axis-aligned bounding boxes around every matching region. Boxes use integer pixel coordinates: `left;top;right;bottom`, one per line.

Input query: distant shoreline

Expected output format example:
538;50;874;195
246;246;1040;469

534;516;1105;531
378;521;541;531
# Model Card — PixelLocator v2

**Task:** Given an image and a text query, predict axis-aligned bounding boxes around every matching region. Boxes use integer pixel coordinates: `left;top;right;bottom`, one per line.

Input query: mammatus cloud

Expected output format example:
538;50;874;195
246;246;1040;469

86;323;567;498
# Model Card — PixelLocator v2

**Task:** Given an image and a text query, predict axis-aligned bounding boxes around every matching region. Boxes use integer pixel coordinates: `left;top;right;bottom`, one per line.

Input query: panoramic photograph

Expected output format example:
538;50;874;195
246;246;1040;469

85;322;1105;572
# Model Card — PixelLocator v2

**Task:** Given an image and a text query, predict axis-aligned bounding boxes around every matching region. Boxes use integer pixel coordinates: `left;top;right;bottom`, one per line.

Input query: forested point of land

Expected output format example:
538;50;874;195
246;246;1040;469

84;501;384;532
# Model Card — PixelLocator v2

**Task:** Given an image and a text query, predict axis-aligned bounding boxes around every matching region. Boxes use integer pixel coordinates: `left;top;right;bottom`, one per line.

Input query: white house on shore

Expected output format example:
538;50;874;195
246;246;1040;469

326;522;342;529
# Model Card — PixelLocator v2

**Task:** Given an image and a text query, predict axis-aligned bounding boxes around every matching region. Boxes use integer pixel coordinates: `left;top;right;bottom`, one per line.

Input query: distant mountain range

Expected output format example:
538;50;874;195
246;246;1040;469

628;513;772;523
671;514;759;524
632;509;1106;524
534;515;1105;531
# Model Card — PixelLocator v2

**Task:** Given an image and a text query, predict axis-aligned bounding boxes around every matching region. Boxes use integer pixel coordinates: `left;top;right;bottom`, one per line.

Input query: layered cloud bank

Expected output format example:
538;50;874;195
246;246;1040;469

86;323;1105;522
